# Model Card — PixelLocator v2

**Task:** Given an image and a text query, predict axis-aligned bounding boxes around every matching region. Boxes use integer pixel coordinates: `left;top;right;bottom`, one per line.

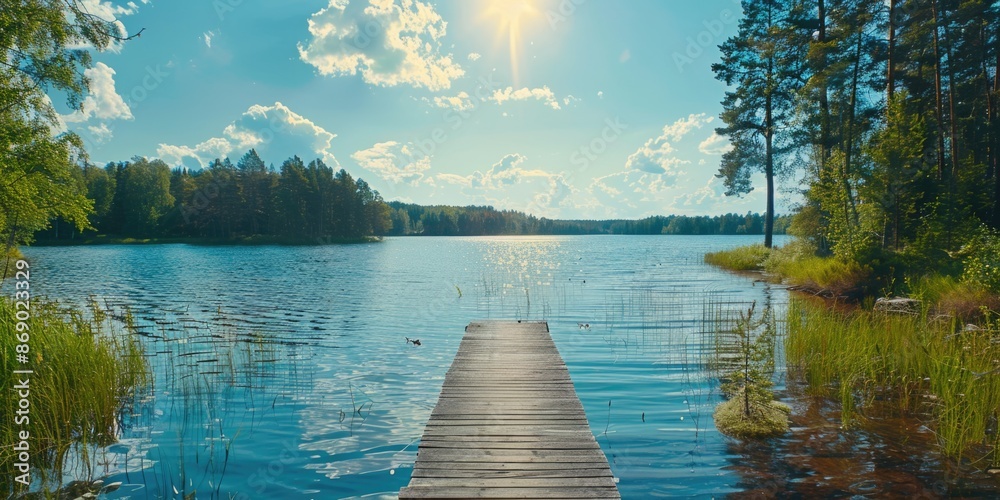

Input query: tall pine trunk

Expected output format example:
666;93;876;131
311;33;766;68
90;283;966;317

933;0;947;181
818;0;830;169
764;60;775;249
887;0;896;102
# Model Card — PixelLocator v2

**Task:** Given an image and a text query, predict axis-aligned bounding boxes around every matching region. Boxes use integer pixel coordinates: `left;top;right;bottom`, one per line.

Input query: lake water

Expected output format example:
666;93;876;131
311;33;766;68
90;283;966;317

16;234;972;498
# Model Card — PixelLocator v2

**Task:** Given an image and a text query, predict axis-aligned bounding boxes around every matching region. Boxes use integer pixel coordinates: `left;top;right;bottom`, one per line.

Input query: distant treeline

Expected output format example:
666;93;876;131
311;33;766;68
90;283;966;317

388;202;790;236
37;148;788;243
40;149;392;242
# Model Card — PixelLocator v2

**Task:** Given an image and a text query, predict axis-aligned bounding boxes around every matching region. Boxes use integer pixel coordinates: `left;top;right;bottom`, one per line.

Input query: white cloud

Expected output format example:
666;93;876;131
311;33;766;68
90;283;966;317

490;86;561;110
298;0;464;91
624;113;712;175
661;113;714;142
203;31;215;48
62;62;132;123
597;90;604;99
672;177;726;209
581;113;744;217
351;141;431;185
424;154;578;217
619;49;631;63
429;91;473;111
562;95;580;107
87;123;114;143
467;52;481;61
157;102;337;169
698;132;733;155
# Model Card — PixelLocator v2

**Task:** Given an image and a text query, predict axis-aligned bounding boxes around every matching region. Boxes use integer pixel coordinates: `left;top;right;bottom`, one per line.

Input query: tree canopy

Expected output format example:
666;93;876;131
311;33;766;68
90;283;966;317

0;0;135;246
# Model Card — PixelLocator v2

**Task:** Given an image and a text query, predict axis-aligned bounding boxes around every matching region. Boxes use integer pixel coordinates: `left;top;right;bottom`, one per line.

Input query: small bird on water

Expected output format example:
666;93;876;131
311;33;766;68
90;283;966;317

405;337;421;346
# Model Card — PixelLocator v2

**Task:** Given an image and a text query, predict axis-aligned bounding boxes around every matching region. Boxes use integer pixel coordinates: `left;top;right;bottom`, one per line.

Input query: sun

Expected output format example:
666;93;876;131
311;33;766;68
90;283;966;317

484;0;541;85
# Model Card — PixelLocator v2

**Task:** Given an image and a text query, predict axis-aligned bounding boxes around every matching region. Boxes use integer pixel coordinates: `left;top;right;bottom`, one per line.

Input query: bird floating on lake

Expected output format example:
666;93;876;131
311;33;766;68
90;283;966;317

405;337;421;346
578;323;591;330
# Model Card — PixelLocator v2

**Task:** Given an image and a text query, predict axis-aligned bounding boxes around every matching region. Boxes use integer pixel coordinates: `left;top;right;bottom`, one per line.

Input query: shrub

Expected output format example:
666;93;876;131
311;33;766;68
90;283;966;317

961;226;1000;294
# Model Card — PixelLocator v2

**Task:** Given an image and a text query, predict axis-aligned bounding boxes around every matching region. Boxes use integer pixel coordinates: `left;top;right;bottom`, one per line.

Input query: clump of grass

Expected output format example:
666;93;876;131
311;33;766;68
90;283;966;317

785;298;1000;466
0;299;150;495
768;255;871;297
704;244;771;272
715;389;791;439
706;240;872;297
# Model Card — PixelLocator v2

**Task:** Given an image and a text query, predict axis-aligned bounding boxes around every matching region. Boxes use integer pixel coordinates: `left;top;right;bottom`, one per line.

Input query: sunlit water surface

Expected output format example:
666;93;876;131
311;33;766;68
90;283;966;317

17;235;993;498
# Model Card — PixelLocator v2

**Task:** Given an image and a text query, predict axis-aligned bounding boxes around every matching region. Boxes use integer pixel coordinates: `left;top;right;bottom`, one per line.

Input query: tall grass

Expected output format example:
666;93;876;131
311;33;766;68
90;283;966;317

0;299;150;495
785;298;1000;465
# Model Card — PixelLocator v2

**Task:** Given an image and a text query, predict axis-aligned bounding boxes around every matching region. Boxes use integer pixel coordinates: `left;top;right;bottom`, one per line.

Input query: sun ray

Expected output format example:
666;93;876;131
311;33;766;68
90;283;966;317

484;0;540;86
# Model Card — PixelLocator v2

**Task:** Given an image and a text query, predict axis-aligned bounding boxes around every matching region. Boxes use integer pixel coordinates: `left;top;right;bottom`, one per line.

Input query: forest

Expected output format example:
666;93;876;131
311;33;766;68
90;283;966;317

35;154;789;242
37;151;393;243
388;202;790;236
715;0;1000;269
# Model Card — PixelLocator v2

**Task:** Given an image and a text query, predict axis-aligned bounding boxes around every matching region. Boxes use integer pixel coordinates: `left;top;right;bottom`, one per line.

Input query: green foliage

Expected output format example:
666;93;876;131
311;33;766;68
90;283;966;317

0;1;133;246
864;92;928;250
722;0;1000;278
908;274;1000;321
713;0;803;247
960;226;1000;294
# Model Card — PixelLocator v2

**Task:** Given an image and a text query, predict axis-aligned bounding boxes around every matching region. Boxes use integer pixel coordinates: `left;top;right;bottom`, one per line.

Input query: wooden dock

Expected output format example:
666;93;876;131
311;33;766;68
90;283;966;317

399;321;620;499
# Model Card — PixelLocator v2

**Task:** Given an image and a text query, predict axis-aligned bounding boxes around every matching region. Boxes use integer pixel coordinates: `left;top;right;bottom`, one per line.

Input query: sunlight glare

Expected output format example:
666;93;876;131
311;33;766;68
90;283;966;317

485;0;541;85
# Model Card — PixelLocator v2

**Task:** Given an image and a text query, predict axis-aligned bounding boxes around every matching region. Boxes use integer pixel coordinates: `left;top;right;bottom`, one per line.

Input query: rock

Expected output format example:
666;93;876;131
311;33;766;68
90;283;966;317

101;482;122;494
963;323;983;332
988;468;1000;475
874;297;921;315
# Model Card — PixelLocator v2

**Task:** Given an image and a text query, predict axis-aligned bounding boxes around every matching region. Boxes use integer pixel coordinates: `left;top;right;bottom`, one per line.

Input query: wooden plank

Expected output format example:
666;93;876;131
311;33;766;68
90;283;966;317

399;321;619;499
398;486;620;499
407;477;618;488
411;468;614;478
411;461;611;471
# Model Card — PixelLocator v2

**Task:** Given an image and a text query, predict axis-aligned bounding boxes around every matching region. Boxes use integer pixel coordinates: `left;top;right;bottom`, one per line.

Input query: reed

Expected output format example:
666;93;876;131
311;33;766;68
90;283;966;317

785;298;1000;466
0;298;150;495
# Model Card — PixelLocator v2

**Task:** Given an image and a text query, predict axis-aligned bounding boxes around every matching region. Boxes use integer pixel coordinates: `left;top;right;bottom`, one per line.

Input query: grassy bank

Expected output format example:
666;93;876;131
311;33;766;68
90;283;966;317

704;242;873;298
707;241;1000;465
786;298;1000;464
0;299;149;494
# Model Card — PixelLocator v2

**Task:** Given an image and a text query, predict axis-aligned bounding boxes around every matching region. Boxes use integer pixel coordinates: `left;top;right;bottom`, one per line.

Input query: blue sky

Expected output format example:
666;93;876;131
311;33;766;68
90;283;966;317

56;0;789;219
